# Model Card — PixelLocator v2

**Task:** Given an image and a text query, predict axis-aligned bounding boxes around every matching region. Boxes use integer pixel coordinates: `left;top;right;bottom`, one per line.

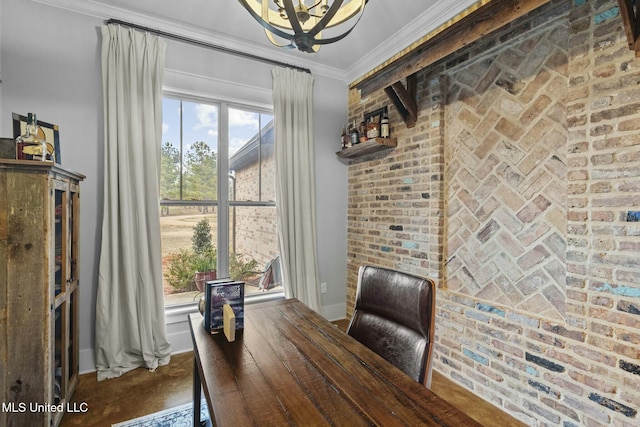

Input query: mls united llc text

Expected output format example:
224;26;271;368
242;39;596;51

1;401;88;413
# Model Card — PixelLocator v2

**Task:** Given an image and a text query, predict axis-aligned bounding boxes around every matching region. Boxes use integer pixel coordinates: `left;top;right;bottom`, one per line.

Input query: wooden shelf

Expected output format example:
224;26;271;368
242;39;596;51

336;137;397;160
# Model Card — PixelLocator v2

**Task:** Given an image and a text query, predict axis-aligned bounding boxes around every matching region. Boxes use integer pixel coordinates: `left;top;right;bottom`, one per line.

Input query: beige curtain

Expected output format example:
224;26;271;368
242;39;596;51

95;24;171;381
272;67;321;312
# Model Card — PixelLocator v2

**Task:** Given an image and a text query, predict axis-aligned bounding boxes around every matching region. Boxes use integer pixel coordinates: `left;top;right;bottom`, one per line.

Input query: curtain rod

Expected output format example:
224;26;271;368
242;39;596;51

105;18;311;74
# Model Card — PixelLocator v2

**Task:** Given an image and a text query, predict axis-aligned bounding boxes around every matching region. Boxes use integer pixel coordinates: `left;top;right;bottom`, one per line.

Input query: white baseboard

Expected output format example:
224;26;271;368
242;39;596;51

321;302;347;322
166;328;195;354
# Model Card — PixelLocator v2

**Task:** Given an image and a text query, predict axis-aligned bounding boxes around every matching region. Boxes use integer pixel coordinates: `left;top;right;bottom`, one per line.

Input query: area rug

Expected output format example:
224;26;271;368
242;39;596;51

112;400;208;427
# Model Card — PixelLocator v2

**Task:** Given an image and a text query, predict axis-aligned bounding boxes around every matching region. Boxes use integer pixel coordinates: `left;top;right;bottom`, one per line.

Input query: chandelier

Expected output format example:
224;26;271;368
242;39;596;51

238;0;368;53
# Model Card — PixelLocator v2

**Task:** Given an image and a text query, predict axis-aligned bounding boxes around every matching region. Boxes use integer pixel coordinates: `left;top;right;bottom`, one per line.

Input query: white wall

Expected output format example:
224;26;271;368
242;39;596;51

312;74;349;320
1;0;348;372
1;0;105;373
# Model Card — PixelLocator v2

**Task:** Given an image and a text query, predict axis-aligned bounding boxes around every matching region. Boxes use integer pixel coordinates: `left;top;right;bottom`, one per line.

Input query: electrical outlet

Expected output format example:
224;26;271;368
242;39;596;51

320;282;327;293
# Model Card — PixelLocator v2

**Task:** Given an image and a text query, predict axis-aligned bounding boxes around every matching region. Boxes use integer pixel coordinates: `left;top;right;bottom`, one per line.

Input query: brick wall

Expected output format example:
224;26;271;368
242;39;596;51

346;0;640;425
232;152;277;266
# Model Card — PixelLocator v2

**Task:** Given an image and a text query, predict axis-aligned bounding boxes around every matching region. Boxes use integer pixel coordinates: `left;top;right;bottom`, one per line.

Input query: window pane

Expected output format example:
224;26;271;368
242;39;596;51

260;114;275;202
161;98;181;200
161;206;218;307
228;205;281;295
229;108;275;202
161;99;219;201
183;101;219;201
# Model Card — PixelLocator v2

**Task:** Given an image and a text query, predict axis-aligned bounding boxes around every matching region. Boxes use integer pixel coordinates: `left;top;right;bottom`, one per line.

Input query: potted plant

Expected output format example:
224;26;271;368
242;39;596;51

193;247;217;292
164;218;260;294
164;218;217;293
164;248;198;292
191;218;217;292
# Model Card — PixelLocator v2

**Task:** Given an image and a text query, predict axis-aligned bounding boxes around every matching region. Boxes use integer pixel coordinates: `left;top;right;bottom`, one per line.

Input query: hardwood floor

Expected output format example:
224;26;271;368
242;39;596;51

61;352;193;427
60;320;526;427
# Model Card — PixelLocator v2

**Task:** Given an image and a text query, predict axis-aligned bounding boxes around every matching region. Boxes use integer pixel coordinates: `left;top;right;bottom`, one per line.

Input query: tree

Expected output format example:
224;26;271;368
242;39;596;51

192;218;213;254
160;141;180;200
183;141;217;201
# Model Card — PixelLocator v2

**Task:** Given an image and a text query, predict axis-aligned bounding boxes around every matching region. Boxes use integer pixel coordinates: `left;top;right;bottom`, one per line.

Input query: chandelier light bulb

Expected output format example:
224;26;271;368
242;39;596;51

296;3;311;24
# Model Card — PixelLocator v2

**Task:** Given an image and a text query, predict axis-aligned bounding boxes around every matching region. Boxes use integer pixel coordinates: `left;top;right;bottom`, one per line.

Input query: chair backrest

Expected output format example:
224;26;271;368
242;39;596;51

346;265;436;387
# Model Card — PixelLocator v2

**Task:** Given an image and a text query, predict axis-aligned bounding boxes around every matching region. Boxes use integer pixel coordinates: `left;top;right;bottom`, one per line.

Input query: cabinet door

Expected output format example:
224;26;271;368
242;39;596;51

53;185;67;408
51;181;81;415
67;187;80;391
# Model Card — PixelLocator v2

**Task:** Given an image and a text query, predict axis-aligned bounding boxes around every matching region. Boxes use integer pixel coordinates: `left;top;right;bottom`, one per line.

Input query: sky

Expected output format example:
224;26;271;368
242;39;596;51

162;98;272;158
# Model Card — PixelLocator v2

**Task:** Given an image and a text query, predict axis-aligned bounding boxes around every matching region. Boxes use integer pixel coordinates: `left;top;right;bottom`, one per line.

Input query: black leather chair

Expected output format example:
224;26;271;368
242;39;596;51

346;265;436;387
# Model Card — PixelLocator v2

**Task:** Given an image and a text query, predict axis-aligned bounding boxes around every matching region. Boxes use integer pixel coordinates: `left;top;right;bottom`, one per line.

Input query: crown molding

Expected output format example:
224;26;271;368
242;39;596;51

31;0;481;86
345;0;479;84
31;0;348;82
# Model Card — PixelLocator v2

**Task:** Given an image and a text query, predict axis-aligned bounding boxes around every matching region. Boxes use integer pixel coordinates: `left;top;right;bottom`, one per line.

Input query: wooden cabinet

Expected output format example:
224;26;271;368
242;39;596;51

0;160;85;427
336;137;397;160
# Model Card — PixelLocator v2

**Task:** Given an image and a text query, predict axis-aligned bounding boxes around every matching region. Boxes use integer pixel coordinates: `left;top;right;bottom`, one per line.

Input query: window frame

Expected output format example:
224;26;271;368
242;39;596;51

161;91;282;310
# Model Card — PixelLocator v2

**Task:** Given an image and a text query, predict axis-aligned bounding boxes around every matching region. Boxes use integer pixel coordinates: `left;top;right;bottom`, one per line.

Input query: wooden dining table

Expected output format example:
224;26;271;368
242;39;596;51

188;298;481;426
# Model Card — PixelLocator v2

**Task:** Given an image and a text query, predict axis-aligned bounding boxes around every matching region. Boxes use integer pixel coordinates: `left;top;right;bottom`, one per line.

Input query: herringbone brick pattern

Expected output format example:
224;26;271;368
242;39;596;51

444;25;568;320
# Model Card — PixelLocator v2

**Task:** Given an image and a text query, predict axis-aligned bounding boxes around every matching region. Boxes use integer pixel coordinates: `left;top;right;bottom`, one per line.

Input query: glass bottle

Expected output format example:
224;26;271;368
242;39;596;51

341;126;348;149
349;120;360;146
342;124;351;148
359;121;368;143
16;113;51;161
380;111;390;138
367;117;379;139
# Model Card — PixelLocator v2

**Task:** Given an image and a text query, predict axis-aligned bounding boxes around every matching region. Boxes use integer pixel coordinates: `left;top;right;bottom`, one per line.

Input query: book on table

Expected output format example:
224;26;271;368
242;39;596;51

203;279;245;334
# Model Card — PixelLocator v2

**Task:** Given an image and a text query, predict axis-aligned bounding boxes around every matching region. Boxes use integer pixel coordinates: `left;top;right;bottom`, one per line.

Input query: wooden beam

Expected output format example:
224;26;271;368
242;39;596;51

618;0;640;57
351;0;552;96
618;0;637;50
384;75;418;128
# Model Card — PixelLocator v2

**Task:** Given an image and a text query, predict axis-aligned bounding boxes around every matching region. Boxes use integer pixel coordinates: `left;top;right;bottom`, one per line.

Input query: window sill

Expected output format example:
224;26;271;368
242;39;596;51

164;291;286;325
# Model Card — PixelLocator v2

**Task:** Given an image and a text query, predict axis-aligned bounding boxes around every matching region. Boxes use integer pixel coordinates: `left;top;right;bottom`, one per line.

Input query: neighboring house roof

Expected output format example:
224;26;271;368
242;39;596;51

229;119;274;171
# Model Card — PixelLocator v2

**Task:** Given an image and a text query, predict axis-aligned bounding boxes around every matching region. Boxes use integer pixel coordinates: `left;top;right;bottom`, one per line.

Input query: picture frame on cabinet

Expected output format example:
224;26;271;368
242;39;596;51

12;112;61;164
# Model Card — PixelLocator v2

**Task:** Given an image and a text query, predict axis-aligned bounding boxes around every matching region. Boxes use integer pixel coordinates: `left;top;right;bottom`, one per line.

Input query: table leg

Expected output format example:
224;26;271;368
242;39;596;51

193;352;202;427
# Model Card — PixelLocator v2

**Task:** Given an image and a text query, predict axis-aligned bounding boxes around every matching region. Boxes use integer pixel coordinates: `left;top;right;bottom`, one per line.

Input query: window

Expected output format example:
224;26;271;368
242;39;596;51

160;97;282;307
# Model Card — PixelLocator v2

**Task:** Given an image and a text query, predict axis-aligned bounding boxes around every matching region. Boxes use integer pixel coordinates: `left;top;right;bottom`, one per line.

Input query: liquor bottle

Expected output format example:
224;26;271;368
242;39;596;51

343;125;351;148
341;126;348;149
380;111;390;138
349;120;360;146
359;121;368;143
367;117;379;139
15;113;52;161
